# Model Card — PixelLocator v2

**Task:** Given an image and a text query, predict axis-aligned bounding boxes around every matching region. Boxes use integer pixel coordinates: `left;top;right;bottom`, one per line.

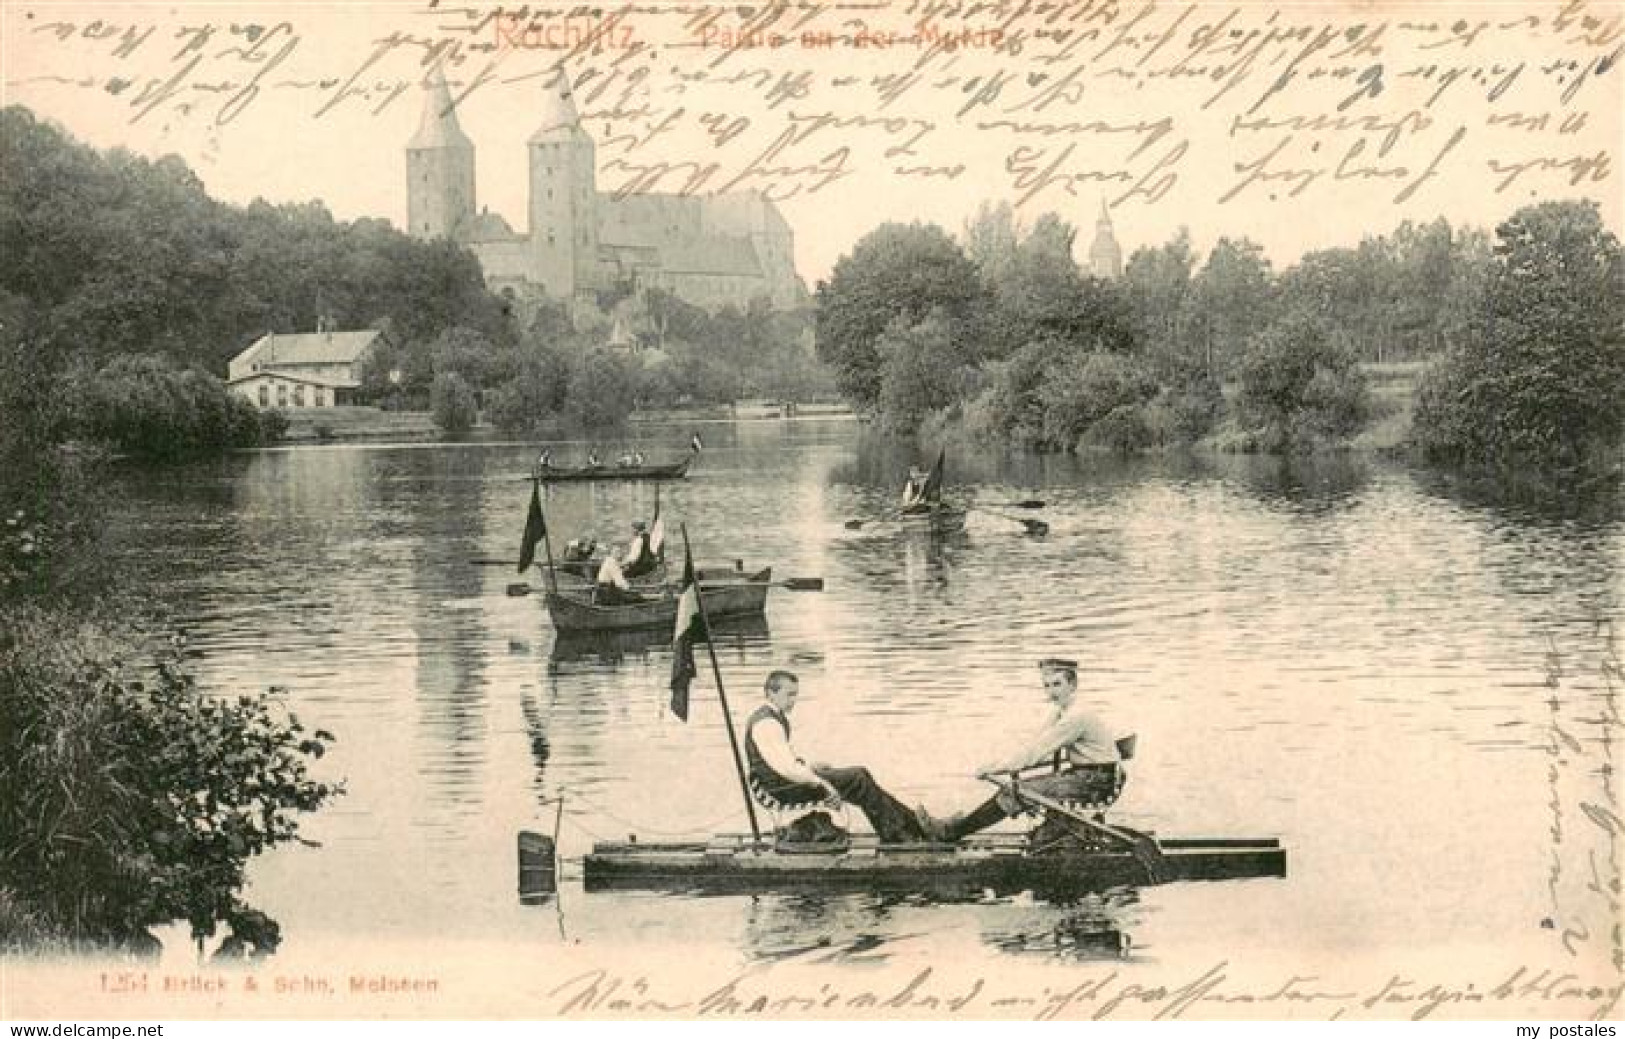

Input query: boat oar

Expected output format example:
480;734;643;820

502;577;824;597
988;776;1168;884
843;510;902;531
970;507;1049;536
991;499;1047;509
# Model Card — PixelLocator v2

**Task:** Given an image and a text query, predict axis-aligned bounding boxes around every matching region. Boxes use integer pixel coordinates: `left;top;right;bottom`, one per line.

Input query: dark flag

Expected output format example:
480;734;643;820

517;479;547;574
919;448;946;504
668;545;706;721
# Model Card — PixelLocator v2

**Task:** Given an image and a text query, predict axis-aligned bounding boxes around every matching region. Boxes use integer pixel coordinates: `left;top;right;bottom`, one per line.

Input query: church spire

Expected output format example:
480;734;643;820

1089;197;1123;279
409;65;474;150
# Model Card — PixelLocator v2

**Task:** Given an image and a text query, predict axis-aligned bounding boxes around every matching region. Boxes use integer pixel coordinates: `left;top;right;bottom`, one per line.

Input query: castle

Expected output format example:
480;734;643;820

405;71;807;310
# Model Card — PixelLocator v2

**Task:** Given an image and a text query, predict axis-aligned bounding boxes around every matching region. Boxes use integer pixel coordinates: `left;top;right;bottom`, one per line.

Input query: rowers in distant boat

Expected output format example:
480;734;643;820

531;436;701;483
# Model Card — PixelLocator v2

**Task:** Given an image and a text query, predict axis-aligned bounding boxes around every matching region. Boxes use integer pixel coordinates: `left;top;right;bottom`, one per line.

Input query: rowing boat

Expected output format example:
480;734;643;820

544;567;774;633
521;830;1285;899
536;455;694;483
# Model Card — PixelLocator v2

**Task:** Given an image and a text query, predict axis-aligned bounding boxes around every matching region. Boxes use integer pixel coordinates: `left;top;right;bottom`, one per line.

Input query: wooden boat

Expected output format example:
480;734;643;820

536;454;694;483
523;830;1285;899
551;616;770;662
545;568;773;633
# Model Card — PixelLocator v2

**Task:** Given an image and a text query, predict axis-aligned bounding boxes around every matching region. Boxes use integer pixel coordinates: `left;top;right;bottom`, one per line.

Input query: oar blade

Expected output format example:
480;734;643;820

781;577;825;591
1023;519;1050;536
506;583;533;597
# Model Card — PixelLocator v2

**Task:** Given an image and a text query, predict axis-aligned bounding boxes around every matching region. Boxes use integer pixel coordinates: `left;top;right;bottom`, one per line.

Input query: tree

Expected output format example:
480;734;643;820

1192;237;1274;376
1414;200;1625;469
814;222;983;413
876;312;975;433
1122;228;1199;373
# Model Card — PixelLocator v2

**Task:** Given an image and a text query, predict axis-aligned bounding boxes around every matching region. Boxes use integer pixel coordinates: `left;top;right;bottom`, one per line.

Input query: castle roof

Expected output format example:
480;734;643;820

408;67;473;151
462;209;519;242
656;236;764;277
528;73;585;143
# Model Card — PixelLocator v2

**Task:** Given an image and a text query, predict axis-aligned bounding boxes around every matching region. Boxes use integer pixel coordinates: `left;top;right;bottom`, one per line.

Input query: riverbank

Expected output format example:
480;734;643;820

276;402;856;444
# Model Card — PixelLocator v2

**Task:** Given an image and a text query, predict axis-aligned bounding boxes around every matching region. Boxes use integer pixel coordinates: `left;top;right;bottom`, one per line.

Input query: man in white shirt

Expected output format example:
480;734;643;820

921;658;1127;843
744;670;930;844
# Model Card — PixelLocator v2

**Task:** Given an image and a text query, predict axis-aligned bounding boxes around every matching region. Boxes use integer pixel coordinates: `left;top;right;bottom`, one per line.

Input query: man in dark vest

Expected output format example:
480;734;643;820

745;670;930;844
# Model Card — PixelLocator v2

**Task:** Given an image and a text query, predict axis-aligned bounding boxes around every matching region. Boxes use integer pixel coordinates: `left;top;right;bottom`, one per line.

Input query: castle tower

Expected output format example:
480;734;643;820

405;67;476;241
1089;199;1123;280
527;73;599;299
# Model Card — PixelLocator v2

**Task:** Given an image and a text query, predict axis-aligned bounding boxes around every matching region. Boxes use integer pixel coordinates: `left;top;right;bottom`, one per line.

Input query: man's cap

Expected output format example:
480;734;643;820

1038;657;1078;671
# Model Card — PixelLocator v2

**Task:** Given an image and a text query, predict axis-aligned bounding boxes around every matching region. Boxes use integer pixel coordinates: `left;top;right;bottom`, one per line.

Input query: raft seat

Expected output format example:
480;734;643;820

749;776;851;854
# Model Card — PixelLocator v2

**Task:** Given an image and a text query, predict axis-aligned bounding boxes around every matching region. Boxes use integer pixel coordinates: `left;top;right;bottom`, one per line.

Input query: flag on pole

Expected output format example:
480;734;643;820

668;544;705;721
517;479;547;574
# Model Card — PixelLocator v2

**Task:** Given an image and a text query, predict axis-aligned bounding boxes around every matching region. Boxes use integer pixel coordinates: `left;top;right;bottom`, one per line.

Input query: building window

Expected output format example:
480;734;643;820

277;384;288;407
315;387;325;407
293;385;305;407
258;385;269;407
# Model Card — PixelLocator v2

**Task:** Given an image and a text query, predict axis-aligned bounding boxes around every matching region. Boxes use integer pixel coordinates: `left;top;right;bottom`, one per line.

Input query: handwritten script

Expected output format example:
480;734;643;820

7;0;1622;217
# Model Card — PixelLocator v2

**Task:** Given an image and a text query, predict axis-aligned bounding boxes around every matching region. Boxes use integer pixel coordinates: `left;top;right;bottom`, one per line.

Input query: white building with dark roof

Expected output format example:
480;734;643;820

406;69;807;310
226;326;389;409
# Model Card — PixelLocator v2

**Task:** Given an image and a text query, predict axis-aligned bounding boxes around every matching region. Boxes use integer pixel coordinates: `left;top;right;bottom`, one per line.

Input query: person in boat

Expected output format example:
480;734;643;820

620;520;660;580
593;551;645;605
918;658;1127;843
900;466;933;512
536;448;553;471
746;670;932;845
617;450;636;467
586;451;601;468
561;536;597;563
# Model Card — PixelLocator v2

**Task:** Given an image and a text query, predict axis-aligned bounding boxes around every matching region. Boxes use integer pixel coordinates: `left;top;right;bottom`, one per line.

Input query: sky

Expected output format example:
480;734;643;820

4;0;1622;283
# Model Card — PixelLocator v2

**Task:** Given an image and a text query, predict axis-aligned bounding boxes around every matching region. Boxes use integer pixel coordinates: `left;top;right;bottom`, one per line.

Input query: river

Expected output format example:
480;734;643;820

101;418;1624;1013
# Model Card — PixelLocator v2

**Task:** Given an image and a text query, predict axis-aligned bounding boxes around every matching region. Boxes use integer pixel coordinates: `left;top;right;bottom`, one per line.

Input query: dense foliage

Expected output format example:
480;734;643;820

1413;201;1624;470
814;222;984;414
818;199;1620;461
0;617;339;953
64;355;281;458
0;107;511;374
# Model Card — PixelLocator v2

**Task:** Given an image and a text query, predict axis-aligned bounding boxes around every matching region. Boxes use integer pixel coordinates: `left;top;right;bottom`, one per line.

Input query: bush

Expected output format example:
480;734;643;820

64;355;268;459
429;371;478;432
1081;403;1152;453
1238;313;1369;450
258;408;290;444
565;349;636;428
1037;351;1159;451
0;612;340;952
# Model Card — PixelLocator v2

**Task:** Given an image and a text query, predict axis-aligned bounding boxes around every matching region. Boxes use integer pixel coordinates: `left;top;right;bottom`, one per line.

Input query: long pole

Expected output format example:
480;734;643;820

538;478;559;595
681;524;761;845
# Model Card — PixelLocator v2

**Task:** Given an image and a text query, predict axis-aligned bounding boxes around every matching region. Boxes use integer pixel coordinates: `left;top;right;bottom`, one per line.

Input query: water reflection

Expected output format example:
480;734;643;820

1230;453;1373;514
549;617;772;665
